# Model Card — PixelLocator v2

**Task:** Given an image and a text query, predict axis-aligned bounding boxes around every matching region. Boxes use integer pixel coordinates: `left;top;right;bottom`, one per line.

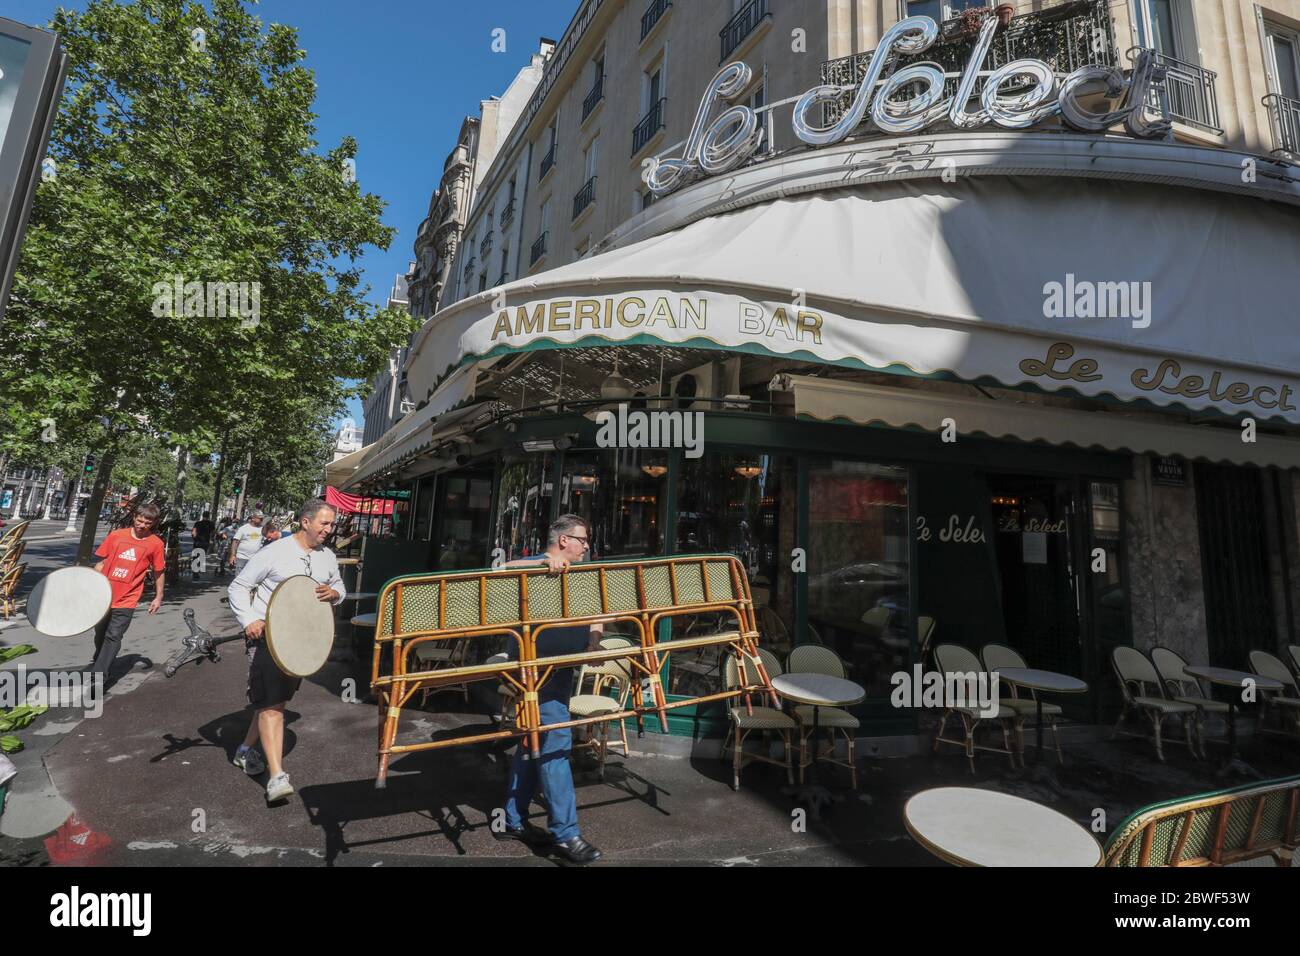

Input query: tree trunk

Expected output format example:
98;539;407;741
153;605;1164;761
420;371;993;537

210;432;228;520
173;446;188;517
234;450;252;520
76;448;118;565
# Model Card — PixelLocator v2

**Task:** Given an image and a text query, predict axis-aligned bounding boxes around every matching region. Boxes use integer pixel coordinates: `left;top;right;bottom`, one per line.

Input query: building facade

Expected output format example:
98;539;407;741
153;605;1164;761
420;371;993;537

347;0;1300;741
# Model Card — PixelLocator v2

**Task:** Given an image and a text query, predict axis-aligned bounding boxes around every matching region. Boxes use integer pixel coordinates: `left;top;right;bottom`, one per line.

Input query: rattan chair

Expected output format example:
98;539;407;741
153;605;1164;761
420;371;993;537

931;644;1021;773
1110;646;1198;762
786;644;860;788
0;520;31;554
755;605;792;660
981;643;1065;763
917;615;936;666
0;540;26;572
0;562;25;620
1248;650;1300;740
722;647;796;791
570;637;636;779
1288;645;1300;679
1151;646;1228;759
860;606;890;637
413;637;471;707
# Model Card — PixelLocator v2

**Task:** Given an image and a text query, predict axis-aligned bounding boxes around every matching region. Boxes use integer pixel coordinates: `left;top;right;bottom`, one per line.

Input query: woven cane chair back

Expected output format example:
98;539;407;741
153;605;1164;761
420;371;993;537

725;647;782;691
1151;646;1205;700
1112;646;1162;702
1249;650;1299;696
787;644;845;678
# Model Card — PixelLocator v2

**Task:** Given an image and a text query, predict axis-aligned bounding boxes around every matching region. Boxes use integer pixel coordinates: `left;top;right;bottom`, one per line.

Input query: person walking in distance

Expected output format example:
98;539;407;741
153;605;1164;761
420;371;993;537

227;511;265;575
226;499;344;803
90;502;166;686
191;511;215;577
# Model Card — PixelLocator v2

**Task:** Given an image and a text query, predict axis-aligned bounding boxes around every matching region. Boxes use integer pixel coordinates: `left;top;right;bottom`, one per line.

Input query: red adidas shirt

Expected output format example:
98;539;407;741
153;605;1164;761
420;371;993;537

95;528;166;609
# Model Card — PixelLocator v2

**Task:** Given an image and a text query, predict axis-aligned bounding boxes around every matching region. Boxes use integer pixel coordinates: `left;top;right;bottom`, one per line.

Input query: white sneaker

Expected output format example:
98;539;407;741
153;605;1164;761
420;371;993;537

232;747;265;776
265;772;294;802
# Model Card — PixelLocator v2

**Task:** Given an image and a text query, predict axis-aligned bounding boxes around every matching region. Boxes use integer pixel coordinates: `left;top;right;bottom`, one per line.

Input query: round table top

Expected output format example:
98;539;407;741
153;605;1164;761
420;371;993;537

345;591;377;602
997;667;1089;694
1183;666;1283;691
337;557;362;566
771;672;865;707
350;612;377;627
904;787;1102;868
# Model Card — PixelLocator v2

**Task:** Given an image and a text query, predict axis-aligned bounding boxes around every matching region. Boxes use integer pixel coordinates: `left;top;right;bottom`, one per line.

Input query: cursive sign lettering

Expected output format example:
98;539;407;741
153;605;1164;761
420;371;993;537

1131;358;1296;412
1019;342;1102;383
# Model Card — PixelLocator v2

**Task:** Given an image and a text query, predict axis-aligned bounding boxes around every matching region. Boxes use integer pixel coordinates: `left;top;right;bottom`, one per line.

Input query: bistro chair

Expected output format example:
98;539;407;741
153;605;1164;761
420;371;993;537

1110;647;1198;762
1288;645;1300;681
860;606;891;638
0;540;26;573
1247;650;1300;740
917;615;936;666
786;644;860;789
413;637;471;708
0;520;31;555
570;637;636;779
0;562;25;620
981;643;1065;763
755;605;792;660
931;644;1021;773
722;647;796;791
1151;646;1227;759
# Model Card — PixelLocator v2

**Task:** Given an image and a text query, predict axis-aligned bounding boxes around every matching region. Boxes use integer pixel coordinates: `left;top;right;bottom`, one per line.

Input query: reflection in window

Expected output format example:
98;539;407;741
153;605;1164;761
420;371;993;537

670;452;795;697
559;449;665;559
806;461;910;698
434;471;493;569
494;453;555;562
1089;481;1127;646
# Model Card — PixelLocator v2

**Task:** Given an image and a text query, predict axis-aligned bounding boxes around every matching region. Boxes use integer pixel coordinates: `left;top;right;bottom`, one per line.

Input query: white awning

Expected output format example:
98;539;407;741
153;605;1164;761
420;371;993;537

324;444;372;487
784;375;1300;469
344;366;484;488
405;175;1300;424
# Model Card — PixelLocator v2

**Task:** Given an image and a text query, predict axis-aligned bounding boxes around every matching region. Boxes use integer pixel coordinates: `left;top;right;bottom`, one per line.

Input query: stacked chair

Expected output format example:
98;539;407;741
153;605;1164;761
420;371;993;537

1110;646;1199;762
932;644;1021;772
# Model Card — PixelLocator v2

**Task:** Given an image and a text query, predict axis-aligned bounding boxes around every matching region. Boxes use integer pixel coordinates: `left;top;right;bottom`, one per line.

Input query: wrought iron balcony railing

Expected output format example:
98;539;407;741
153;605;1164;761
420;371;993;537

582;74;605;121
531;232;548;265
540;142;558;179
632;97;667;155
721;0;769;62
462;256;475;280
480;231;493;258
821;0;1116;129
499;198;515;228
641;0;671;42
1132;47;1221;134
573;176;597;219
496;272;508;288
1263;92;1300;158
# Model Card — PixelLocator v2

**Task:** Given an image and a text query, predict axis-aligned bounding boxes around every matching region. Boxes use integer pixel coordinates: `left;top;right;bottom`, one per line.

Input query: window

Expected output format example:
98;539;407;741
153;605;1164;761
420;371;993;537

540;198;551;232
576;238;590;258
643;67;663;115
906;0;986;21
749;80;766;111
1143;0;1198;64
478;273;488;292
1268;25;1300;101
558;449;667;560
494;453;557;562
584;137;599;180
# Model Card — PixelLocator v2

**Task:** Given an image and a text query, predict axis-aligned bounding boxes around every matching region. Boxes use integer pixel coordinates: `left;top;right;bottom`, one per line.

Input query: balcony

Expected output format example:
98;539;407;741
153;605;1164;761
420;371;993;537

582;75;605;122
531;232;548;265
641;0;671;42
720;0;769;62
573;176;597;219
480;231;493;258
496;272;509;287
1264;92;1300;158
499;198;515;228
540;141;558;180
462;257;475;281
821;0;1116;129
1133;47;1222;134
632;97;667;155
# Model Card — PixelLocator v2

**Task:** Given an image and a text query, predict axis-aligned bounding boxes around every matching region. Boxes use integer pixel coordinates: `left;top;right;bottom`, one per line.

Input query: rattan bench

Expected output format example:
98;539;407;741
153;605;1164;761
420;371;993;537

369;554;777;787
1104;774;1299;867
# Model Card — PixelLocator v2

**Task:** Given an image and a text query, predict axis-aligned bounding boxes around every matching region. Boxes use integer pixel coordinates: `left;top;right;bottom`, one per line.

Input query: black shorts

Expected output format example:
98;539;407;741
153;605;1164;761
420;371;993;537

246;637;301;707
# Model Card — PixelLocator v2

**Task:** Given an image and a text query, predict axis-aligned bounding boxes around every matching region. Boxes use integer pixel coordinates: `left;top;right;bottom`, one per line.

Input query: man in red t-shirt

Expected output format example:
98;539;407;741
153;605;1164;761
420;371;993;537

90;503;166;682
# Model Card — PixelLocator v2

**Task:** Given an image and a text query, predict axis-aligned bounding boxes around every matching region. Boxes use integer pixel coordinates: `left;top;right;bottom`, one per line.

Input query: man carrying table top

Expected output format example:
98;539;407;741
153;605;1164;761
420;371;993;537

227;498;344;804
498;513;603;865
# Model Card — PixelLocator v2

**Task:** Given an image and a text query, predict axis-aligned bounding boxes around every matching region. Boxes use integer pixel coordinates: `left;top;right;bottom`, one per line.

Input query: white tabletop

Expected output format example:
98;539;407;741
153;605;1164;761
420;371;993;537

1183;666;1283;691
905;787;1101;867
998;667;1088;694
772;673;865;707
350;613;377;627
337;558;362;566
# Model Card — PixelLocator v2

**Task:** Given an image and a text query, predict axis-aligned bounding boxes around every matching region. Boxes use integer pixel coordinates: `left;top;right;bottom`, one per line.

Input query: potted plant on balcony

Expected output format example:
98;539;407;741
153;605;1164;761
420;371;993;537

955;6;991;38
995;4;1016;29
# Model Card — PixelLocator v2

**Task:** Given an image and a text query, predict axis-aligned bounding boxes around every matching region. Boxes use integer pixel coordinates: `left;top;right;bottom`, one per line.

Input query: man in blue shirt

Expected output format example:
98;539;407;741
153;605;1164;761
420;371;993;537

499;514;603;865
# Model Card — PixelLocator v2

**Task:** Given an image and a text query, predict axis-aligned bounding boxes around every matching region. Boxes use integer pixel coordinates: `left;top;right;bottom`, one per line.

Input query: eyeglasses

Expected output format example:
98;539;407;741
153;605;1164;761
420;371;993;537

301;552;322;583
564;534;589;546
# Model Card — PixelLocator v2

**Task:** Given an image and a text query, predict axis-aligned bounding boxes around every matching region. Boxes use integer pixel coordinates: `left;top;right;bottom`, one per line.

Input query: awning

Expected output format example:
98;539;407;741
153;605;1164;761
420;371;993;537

344;366;488;488
324;486;394;515
405;175;1300;424
324;444;372;487
785;375;1300;469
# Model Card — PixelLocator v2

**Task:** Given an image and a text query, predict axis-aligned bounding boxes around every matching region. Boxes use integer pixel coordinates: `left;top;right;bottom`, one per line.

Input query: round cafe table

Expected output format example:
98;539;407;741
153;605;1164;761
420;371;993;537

997;667;1088;765
346;591;377;603
350;612;377;629
1183;666;1283;765
771;673;864;802
337;557;362;567
905;787;1101;867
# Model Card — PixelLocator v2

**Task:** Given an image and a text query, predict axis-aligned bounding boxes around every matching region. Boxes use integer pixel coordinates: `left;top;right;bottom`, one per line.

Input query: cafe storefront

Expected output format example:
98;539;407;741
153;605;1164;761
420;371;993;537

346;18;1300;745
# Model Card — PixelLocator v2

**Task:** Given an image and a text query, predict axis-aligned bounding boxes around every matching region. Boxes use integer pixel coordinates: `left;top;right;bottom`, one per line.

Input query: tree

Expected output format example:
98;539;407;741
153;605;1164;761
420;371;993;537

2;0;418;560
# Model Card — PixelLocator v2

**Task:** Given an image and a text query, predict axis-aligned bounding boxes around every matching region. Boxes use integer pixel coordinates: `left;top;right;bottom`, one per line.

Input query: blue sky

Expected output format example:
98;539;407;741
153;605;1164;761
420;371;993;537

7;0;574;428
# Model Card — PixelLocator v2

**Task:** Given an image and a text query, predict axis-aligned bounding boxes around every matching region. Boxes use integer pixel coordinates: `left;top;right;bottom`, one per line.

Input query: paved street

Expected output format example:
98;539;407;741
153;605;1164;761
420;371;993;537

3;539;1296;867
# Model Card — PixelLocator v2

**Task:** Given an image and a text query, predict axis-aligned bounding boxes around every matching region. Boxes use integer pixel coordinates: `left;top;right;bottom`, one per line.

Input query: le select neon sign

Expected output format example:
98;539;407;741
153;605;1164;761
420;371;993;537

644;15;1170;197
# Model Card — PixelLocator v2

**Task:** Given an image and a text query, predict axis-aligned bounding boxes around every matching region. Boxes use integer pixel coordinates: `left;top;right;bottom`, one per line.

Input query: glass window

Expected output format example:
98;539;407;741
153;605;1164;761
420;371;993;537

558;449;666;559
670;451;796;696
432;469;493;569
494;453;555;562
806;461;910;698
412;474;436;541
1271;32;1300;100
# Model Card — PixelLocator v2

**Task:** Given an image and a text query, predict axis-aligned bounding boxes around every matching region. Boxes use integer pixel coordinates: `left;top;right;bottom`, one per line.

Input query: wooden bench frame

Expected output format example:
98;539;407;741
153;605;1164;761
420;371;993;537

1104;774;1300;867
369;554;778;788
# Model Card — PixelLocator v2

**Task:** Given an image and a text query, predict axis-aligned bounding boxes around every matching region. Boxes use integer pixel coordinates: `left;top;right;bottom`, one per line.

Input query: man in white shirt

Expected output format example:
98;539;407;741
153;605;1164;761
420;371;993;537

227;511;266;574
227;499;345;803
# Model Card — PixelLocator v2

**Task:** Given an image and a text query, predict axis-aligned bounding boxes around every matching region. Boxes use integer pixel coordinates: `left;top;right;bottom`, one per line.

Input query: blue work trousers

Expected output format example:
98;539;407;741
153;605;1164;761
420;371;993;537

504;698;579;842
